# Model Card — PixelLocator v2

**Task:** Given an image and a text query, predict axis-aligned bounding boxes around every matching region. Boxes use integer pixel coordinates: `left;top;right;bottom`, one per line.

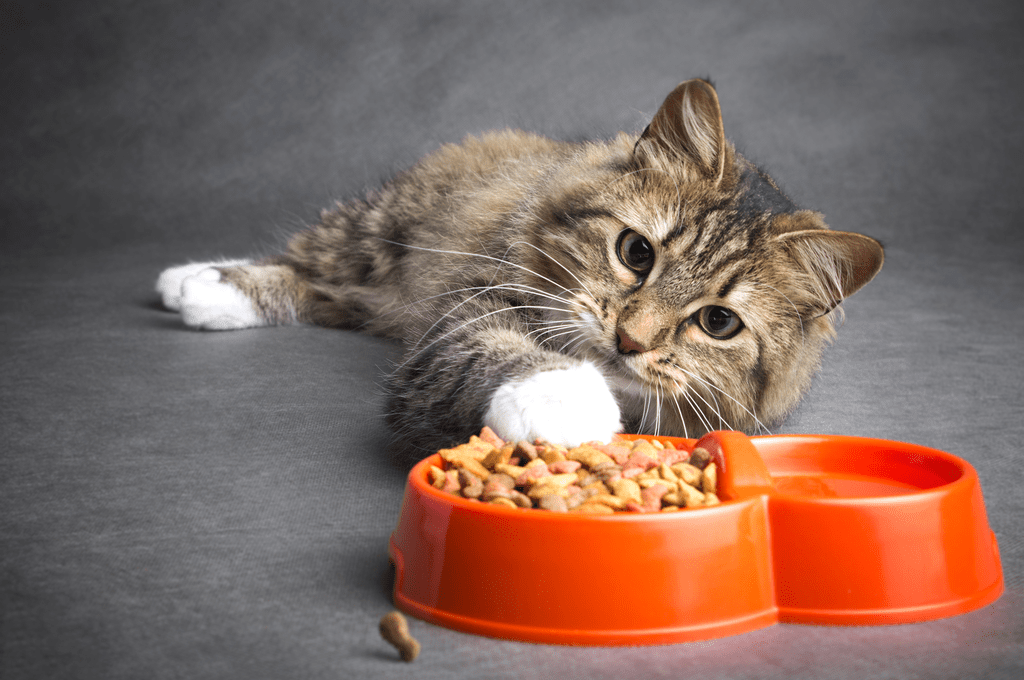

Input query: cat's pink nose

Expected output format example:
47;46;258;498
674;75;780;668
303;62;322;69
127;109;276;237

616;327;649;354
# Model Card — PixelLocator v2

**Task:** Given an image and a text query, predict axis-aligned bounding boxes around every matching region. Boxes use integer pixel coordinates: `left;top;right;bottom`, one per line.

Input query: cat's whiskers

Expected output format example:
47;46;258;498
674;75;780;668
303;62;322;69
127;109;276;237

396;300;585;372
654;382;664;436
507;240;597;300
372;238;584;301
668;383;690;439
686;379;734;432
668;361;772;435
405;282;575;353
526;321;589;352
682;389;716;434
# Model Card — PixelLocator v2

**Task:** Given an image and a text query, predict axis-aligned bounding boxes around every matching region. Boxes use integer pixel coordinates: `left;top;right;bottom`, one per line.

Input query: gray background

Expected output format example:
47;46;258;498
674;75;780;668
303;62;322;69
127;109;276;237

2;0;1022;678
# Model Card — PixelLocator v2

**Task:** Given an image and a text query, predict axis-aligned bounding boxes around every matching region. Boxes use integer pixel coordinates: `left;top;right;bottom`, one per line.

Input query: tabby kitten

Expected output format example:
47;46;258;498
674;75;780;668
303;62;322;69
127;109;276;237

156;79;883;451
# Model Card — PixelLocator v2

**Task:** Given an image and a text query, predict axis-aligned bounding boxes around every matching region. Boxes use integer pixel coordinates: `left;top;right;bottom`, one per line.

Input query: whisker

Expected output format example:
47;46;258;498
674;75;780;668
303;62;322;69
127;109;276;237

654;383;664;437
531;325;585;349
526;323;584;342
683;390;715;434
354;280;571;336
397;302;584;371
408;283;574;353
371;238;582;299
670;363;772;435
688;381;735;432
506;240;597;300
669;383;690;439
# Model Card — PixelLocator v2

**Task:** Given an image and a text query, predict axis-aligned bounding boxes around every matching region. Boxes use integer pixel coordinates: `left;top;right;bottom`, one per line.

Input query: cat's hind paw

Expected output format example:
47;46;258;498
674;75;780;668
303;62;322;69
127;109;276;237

156;260;249;312
483;363;623;447
155;260;263;330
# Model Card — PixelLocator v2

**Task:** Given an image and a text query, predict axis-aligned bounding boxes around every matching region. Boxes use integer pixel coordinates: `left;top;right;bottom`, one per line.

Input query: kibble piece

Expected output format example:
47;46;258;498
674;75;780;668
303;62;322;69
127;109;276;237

570;501;616;514
593;442;631;464
608;478;642;504
537;494;568;512
494;462;527;479
439;442;492;480
509;489;533;507
677;481;706;507
689;446;712;470
564;485;592;509
635;467;664;485
458;469;484;499
380;610;420;662
428;465;447;488
659;463;679;485
538;445;568;464
547;460;582;475
482;444;514;470
526;473;579;499
702;463;717;494
439;470;461;495
478;425;506;449
639;482;670;512
514;440;539;461
587;493;629;510
671;462;703;488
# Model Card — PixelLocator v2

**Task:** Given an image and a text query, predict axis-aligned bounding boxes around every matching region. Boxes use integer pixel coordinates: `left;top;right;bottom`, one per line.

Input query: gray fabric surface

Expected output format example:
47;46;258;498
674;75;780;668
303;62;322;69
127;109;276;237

2;0;1022;677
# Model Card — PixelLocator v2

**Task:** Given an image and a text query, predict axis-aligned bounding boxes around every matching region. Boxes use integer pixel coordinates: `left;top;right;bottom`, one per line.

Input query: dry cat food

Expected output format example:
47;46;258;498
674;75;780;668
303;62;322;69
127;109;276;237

379;610;420;662
429;427;719;514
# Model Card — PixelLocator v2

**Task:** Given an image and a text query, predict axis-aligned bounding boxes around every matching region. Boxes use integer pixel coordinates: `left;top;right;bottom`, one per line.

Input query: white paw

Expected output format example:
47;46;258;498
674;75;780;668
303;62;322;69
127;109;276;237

483;363;623;447
178;268;264;330
155;260;249;311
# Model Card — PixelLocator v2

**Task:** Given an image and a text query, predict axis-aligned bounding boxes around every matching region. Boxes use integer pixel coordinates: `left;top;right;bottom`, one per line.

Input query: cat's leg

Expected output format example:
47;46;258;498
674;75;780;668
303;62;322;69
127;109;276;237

156;260;312;330
386;296;622;450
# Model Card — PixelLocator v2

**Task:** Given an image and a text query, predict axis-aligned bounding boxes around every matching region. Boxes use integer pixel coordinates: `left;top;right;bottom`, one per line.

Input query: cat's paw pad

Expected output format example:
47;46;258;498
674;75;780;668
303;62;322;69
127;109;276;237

177;268;263;330
155;260;248;311
483;363;622;447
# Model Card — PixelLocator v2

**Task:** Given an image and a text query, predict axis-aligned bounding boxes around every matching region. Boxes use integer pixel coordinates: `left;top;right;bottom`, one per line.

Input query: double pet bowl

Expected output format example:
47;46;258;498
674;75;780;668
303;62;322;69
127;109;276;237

388;432;1004;645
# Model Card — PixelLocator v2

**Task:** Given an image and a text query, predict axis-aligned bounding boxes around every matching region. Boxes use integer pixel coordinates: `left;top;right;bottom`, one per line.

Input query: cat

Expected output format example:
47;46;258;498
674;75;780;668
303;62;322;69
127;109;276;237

156;79;883;452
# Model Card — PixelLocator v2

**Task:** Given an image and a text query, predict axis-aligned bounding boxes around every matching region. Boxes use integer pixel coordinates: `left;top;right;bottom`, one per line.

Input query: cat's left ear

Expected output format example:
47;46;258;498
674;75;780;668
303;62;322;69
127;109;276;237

774;213;884;316
635;79;727;182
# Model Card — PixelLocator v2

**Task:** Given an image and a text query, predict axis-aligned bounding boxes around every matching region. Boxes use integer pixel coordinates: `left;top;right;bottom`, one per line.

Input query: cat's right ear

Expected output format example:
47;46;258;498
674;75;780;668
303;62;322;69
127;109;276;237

634;79;727;182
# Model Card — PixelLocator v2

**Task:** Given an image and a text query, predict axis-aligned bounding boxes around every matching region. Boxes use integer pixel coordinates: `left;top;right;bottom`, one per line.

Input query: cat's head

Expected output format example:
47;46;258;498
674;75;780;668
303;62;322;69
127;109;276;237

522;79;883;437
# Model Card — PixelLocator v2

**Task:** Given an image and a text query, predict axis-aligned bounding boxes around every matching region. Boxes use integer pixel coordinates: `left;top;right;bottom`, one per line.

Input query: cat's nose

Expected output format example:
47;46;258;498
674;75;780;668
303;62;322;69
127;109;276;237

616;327;649;354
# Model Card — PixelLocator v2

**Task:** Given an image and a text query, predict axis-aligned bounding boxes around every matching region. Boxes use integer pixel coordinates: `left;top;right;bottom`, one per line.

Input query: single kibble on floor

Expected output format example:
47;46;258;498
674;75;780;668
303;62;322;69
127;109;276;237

379;610;420;662
432;430;720;512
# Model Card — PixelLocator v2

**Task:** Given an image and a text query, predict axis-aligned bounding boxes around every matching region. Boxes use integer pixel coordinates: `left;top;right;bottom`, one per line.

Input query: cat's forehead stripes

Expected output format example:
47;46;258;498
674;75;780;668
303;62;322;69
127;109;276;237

659;163;795;245
550;204;616;230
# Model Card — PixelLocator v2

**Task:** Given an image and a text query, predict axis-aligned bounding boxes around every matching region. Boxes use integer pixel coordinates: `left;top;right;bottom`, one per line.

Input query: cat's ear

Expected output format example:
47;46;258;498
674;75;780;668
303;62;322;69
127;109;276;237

774;213;884;316
635;79;726;181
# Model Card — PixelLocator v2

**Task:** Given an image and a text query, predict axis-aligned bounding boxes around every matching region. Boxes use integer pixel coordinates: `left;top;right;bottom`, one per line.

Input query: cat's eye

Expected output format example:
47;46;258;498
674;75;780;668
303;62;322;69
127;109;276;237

697;306;743;339
616;230;654;275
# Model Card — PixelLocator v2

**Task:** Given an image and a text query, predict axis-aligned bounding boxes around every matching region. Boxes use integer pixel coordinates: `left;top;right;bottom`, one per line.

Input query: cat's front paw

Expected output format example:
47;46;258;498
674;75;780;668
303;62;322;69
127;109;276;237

483;363;622;447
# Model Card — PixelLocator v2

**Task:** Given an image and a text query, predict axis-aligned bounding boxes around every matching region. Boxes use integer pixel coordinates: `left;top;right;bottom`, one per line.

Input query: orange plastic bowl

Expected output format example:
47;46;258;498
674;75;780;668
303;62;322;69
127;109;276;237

387;432;1003;645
